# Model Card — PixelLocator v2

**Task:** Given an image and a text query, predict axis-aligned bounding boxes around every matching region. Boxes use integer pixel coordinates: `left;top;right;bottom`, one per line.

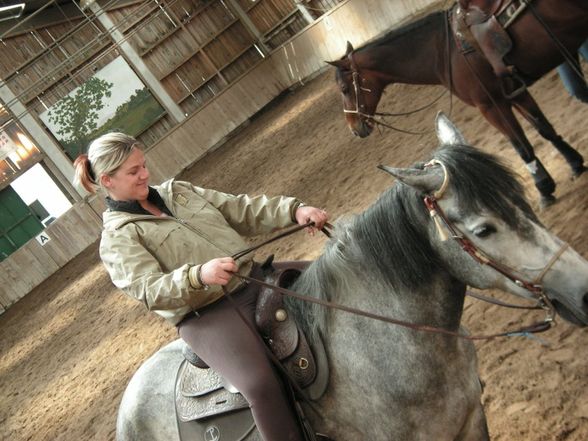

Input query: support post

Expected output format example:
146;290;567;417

85;0;187;124
224;0;271;56
295;0;315;25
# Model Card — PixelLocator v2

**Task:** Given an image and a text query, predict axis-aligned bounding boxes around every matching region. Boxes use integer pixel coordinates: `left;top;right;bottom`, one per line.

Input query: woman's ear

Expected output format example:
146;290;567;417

101;174;112;189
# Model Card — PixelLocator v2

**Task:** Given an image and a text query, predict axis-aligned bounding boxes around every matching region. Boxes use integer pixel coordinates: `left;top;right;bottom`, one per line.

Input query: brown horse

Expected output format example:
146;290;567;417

328;0;588;206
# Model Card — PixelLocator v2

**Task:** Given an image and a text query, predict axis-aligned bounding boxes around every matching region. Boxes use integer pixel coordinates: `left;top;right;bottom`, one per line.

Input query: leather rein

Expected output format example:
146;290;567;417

230;167;564;340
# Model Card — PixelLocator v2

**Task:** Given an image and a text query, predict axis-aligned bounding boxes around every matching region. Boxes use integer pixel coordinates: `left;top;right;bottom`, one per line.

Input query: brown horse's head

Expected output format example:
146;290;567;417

327;42;385;138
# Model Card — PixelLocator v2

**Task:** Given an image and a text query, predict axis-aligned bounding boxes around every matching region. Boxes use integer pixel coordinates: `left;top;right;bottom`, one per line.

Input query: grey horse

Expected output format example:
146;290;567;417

117;114;588;441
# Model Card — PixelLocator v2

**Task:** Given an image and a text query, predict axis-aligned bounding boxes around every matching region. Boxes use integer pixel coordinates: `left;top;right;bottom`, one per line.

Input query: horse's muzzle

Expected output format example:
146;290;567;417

351;120;373;138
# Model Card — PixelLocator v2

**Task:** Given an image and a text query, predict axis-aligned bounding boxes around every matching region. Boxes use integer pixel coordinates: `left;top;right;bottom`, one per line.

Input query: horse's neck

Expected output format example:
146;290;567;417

366;273;467;332
357;16;447;86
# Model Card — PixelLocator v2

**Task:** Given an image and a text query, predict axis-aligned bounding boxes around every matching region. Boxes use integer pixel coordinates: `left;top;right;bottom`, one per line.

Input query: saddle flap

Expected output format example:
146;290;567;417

177;409;260;441
256;265;308;360
175;360;250;422
255;260;328;397
453;3;515;78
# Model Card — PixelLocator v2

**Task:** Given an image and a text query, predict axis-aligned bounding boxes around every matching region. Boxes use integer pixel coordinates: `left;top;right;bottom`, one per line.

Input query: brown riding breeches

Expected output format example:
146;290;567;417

177;268;305;441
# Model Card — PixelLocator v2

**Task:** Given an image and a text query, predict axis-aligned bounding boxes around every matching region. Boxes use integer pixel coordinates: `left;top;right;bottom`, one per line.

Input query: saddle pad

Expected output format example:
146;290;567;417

176;360;250;422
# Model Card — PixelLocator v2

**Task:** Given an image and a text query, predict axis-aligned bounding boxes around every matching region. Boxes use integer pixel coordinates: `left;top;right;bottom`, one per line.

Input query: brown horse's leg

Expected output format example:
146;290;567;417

477;102;556;204
512;92;586;178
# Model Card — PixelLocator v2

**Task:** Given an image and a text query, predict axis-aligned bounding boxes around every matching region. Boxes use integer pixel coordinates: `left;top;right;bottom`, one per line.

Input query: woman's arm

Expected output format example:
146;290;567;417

100;228;220;311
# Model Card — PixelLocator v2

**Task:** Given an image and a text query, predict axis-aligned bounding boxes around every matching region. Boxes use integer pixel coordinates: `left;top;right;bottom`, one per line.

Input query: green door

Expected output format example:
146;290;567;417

0;186;44;261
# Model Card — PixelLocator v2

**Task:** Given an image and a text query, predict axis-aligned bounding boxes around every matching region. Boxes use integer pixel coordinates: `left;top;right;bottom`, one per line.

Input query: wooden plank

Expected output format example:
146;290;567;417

0;268;13;310
0;200;103;307
146;136;197;183
86;195;107;219
110;1;163;35
2;18;100;83
175;44;253;104
134;0;220;57
137;114;178;147
0;240;60;305
40;204;102;267
7;37;111;106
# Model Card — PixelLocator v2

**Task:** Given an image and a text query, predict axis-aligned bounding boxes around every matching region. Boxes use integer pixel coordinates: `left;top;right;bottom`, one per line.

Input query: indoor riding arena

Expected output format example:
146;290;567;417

0;1;587;440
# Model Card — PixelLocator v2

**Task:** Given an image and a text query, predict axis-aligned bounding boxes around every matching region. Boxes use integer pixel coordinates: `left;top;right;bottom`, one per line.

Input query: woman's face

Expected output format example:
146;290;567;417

102;147;150;201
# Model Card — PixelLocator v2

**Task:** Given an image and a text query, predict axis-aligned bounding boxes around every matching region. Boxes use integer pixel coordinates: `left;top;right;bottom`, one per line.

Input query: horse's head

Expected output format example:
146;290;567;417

379;113;588;326
327;42;385;138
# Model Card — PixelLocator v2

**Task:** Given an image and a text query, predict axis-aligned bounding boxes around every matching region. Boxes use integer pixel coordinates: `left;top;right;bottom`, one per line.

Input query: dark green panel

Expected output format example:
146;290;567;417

7;216;43;248
19;216;44;237
0;186;30;230
0;186;44;260
29;200;49;221
0;236;15;261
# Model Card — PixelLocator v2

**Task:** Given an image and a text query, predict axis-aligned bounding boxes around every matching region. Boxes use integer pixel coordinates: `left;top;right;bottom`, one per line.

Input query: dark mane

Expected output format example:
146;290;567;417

289;144;535;339
433;144;537;224
358;11;445;53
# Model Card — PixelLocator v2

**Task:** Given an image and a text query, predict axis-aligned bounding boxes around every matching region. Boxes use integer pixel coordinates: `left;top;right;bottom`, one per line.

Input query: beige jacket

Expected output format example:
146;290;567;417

100;179;300;325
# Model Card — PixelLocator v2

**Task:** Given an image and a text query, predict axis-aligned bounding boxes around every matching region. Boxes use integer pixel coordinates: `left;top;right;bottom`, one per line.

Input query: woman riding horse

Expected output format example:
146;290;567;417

73;132;331;441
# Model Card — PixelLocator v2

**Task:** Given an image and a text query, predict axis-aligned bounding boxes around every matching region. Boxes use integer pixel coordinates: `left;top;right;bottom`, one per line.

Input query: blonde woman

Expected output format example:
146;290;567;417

74;132;330;441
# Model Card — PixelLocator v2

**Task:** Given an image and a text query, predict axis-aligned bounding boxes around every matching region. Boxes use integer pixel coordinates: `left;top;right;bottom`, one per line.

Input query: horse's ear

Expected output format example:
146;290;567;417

326;59;349;69
377;164;445;194
435;111;467;146
346;41;354;55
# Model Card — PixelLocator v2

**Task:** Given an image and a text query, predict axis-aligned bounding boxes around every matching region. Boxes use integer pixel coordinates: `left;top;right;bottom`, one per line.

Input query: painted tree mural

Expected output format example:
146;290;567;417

47;77;113;156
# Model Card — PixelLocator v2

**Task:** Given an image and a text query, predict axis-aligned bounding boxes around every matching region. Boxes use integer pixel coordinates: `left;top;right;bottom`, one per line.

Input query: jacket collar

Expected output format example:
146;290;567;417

105;186;173;216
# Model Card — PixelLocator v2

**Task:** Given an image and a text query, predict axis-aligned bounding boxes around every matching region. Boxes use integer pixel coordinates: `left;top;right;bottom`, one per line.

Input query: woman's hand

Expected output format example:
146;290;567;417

200;257;238;286
295;205;329;236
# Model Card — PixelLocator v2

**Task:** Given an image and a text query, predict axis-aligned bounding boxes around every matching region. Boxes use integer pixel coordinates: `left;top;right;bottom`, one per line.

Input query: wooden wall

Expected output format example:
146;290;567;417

0;0;440;311
0;198;104;312
143;0;440;183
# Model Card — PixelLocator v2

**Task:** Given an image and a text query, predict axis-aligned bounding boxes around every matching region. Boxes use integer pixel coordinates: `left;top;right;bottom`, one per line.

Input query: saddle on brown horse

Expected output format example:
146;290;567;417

454;0;533;97
175;258;329;441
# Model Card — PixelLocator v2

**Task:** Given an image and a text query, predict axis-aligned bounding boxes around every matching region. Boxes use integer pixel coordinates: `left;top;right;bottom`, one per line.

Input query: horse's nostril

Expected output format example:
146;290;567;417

583;293;588;309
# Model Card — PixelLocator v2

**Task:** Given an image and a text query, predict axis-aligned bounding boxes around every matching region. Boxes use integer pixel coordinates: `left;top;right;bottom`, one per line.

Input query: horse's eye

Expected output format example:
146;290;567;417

473;224;496;238
341;86;349;95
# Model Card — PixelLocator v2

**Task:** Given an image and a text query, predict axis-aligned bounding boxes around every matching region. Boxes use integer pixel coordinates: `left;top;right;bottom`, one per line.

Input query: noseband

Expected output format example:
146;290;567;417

423;160;566;321
342;52;372;119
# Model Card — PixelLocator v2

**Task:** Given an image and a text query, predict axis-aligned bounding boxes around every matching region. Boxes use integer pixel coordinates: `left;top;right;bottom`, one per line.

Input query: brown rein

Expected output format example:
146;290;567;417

229;206;558;341
232;221;332;261
232;273;552;340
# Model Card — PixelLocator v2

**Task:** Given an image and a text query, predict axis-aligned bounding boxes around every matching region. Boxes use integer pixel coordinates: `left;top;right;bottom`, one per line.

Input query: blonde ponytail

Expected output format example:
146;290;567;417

72;133;138;193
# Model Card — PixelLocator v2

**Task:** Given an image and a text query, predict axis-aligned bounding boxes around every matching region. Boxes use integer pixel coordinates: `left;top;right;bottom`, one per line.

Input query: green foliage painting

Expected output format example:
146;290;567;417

47;77;113;154
40;57;165;161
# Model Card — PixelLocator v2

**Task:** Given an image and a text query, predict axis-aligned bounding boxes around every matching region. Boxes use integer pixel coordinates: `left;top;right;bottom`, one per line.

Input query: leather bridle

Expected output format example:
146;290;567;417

340;11;455;136
422;159;565;325
341;52;438;136
342;52;372;120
